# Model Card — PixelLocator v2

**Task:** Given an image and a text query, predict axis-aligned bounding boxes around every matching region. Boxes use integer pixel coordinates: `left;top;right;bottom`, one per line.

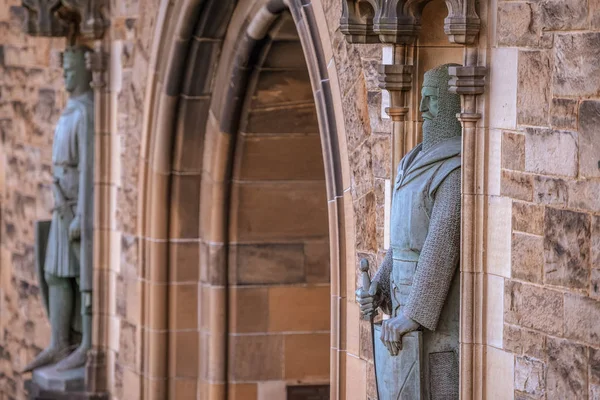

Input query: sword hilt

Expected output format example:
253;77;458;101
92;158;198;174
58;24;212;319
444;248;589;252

360;258;377;320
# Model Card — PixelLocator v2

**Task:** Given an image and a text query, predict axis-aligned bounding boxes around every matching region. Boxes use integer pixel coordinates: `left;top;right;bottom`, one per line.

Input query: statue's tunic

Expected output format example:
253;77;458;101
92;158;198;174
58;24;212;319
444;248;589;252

45;92;94;279
375;135;461;399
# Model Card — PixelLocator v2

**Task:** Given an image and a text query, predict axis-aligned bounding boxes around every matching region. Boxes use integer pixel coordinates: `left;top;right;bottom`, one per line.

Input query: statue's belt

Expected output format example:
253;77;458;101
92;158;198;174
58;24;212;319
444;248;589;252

51;180;76;219
391;248;420;262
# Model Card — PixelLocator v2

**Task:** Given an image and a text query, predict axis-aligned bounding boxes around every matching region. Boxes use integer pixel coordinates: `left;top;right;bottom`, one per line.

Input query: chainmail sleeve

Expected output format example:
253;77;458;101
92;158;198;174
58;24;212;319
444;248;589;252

404;168;461;330
372;249;393;315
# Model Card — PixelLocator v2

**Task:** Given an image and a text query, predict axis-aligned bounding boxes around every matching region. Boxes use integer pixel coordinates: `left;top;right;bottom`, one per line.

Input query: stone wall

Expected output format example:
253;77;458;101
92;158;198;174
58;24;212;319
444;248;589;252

0;3;67;398
497;0;600;398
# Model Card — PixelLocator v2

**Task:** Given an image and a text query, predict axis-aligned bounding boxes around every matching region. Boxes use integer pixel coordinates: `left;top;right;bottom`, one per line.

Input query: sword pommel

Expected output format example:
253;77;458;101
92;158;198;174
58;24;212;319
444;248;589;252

360;258;371;293
360;258;375;320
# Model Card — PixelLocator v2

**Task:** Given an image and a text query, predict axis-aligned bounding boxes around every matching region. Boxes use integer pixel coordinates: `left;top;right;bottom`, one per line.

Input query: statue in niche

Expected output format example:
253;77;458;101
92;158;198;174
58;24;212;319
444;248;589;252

357;64;462;399
24;45;95;376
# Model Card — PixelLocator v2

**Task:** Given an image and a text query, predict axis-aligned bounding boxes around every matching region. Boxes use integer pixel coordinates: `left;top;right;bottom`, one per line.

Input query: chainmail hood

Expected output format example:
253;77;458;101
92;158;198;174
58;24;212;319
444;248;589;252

422;64;462;152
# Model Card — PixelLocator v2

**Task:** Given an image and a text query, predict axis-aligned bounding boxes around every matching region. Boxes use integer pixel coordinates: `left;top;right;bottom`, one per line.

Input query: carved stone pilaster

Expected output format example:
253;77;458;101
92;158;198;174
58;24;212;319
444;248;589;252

443;0;480;45
20;0;108;39
379;63;413;163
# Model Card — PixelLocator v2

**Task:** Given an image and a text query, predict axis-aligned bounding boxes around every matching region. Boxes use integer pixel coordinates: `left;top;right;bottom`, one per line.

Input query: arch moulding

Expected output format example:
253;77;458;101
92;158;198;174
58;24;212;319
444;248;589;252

137;0;353;399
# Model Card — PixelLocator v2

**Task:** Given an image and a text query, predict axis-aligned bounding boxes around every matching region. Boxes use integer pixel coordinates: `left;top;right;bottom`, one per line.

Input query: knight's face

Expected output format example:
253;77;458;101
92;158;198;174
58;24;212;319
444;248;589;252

420;86;439;121
63;58;80;93
63;55;90;93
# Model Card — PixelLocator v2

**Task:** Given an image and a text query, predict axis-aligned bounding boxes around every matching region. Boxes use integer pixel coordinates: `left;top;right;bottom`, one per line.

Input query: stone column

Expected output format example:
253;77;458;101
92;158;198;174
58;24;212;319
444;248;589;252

85;43;110;394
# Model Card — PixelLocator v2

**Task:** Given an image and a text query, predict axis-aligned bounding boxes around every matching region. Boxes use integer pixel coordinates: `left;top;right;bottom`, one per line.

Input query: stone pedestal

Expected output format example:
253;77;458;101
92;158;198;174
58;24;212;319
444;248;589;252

25;365;108;400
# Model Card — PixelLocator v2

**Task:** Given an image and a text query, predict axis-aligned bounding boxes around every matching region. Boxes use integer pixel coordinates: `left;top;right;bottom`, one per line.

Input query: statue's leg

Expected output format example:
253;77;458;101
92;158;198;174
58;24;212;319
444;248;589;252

55;279;91;371
22;273;74;372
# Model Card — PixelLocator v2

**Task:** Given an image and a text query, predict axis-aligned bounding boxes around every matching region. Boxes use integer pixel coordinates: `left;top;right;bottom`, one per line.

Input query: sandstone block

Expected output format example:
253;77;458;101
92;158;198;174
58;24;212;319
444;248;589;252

502;132;525;171
540;0;588;30
592;0;600;29
504;324;546;360
518;51;551;126
550;98;578;130
592;216;600;299
354;191;377;252
515;356;546;398
229;287;268;333
533;176;568;206
592;268;600;301
544;207;591;289
591;347;600;385
371;133;391;179
564;294;600;345
546;337;588;399
349;139;373;199
554;33;600;97
497;2;552;48
229;244;305;285
231;181;328;242
228;335;283;380
592;385;600;400
568;180;600;213
579;100;600;178
505;281;563;336
512;201;544;235
304;241;330;283
170;331;199;378
267;285;330;332
234;134;325;181
512;232;544;284
283;333;329;379
343;78;371;152
245;104;319;134
501;170;533;202
525;128;577;177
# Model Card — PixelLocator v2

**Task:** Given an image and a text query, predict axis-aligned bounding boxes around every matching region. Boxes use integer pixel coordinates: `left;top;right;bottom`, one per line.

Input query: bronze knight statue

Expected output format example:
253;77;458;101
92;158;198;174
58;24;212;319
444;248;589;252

24;46;95;374
357;64;462;399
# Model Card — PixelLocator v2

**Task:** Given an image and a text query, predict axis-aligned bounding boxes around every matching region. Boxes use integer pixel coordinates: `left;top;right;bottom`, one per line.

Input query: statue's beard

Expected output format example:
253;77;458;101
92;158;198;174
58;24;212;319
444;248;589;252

421;116;461;152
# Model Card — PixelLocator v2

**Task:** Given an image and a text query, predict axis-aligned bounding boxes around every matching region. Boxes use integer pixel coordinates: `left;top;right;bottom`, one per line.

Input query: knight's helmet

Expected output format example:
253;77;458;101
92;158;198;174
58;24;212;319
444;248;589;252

422;63;462;151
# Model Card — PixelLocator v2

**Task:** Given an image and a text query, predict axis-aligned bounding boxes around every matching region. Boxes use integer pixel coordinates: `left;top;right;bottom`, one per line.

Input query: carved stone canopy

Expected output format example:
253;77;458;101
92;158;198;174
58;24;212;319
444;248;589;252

340;0;480;45
21;0;108;40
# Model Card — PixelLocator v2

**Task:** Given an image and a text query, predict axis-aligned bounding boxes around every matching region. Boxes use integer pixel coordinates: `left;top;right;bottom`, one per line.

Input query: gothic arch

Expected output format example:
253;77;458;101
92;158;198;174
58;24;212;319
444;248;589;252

137;0;352;398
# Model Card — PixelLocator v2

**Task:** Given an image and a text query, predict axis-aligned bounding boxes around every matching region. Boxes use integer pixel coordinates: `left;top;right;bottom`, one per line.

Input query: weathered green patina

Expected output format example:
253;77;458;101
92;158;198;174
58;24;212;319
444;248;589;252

357;64;462;399
24;46;94;377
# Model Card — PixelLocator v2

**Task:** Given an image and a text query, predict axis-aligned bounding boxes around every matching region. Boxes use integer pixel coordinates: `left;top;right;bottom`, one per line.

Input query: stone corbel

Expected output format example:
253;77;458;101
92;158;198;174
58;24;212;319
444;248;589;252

373;0;432;44
21;0;108;40
340;0;379;43
21;0;69;36
448;64;486;120
341;0;481;45
341;0;434;45
85;44;108;89
61;0;108;40
443;0;480;45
